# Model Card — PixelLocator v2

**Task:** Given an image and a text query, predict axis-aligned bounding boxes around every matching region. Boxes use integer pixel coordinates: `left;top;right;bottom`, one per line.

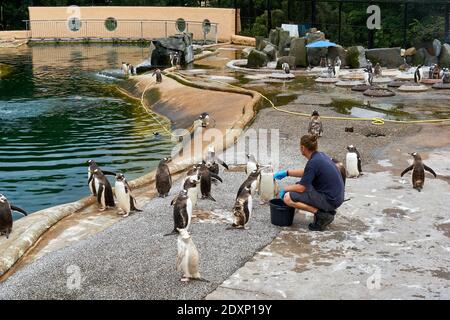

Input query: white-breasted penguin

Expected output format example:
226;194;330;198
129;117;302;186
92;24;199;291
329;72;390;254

87;159;115;196
414;65;423;83
231;186;253;229
308;110;323;137
156;157;172;197
346;145;362;178
334;56;341;76
121;62;129;75
246;154;260;176
166;189;192;236
282;62;290;74
176;228;207;282
237;168;261;199
363;67;374;86
199;162;223;201
114;173;141;217
89;169;115;211
0;194;27;239
401;152;437;191
205;144;229;175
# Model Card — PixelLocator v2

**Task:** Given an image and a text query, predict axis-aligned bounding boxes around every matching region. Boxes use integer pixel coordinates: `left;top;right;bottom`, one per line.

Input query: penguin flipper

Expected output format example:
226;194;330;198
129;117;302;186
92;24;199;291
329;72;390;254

10;205;28;216
400;165;414;177
216;157;229;170
210;173;223;183
97;184;104;204
207;194;216;202
170;196;178;206
424;165;437;178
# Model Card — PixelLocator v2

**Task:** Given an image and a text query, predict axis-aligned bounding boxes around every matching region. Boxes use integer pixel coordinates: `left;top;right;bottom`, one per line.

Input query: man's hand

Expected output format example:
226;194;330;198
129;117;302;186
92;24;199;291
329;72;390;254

274;170;288;180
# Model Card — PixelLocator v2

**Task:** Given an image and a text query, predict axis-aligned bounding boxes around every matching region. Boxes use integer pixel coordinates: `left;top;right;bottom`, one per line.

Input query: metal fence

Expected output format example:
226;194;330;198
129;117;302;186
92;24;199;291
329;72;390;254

23;19;218;43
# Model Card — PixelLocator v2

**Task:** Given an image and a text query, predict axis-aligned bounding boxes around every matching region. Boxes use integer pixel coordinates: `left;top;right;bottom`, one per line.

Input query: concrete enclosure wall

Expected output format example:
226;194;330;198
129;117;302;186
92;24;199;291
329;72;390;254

0;30;30;40
28;6;237;42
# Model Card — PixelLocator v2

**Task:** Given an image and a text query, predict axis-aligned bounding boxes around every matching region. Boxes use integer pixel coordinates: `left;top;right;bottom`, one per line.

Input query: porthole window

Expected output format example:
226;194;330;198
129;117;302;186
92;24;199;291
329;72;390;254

68;17;82;32
202;19;211;35
105;17;117;31
175;18;186;33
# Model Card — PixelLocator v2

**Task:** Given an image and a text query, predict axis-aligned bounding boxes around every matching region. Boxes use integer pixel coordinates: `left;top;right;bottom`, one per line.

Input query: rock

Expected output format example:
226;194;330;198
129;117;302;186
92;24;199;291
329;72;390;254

411;48;426;66
327;45;348;67
307;47;328;66
439;43;450;68
433;39;442;57
347;46;367;69
278;30;291;56
365;47;403;68
269;28;280;47
306;29;325;44
289;37;307;67
256;37;270;51
276;56;296;69
151;33;194;67
242;47;253;58
263;44;277;61
246;49;269;68
404;47;416;56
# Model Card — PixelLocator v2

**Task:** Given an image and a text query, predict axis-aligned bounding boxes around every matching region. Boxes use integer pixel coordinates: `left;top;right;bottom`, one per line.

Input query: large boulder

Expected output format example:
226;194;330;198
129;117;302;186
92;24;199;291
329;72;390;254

276;56;296;69
439;43;450;68
151;33;194;67
411;47;426;66
347;46;367;68
247;49;269;68
263;44;277;61
289;37;307;67
278;30;291;56
365;47;403;68
433;39;442;57
307;47;328;66
255;36;265;51
327;45;348;67
404;47;416;56
269;29;280;48
305;28;325;44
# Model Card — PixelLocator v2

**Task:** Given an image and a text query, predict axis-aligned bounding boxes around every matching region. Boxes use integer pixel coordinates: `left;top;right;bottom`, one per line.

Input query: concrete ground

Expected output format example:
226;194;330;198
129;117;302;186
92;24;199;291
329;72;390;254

1;85;449;299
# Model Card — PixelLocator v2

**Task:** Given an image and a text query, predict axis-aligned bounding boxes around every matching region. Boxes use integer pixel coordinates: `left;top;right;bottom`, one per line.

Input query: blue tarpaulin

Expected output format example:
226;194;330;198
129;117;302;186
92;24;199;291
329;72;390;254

305;40;337;48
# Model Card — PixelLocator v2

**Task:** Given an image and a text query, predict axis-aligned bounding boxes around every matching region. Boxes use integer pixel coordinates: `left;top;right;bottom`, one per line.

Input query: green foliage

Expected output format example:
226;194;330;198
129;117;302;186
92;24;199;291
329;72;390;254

346;46;360;68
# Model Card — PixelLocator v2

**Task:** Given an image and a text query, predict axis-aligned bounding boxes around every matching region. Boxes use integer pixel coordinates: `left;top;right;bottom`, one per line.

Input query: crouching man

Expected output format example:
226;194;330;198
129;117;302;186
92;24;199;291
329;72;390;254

275;134;345;231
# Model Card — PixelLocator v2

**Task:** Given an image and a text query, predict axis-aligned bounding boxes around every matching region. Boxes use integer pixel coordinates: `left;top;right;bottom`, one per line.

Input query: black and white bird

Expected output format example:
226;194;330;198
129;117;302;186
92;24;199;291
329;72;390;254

308;110;323;137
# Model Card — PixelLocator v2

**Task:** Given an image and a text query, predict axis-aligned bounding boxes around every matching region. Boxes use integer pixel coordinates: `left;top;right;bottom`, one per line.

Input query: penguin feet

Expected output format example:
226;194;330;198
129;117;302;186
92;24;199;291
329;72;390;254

181;277;190;282
99;207;106;212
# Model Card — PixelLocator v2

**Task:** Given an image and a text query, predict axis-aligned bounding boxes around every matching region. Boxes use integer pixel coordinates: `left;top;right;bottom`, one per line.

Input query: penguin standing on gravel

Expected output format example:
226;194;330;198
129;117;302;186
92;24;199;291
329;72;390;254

308;110;323;137
176;228;207;282
0;194;27;239
231;186;253;229
346;145;362;178
237;168;261;198
87;160;116;196
115;173;141;217
167;189;192;235
205;145;229;175
363;67;374;86
199;162;223;201
156;157;172;198
90;169;115;211
401;152;437;191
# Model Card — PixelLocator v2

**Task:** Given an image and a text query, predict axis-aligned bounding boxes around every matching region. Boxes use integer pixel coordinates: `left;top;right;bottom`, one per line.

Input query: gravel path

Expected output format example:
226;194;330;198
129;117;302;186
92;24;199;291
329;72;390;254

0;101;421;299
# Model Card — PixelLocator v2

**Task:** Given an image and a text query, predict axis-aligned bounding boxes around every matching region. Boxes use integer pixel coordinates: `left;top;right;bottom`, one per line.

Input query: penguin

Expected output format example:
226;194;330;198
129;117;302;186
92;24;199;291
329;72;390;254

199;162;222;201
432;64;441;79
114;173;141;217
121;62;129;75
205;144;229;175
366;60;373;73
428;64;435;79
414;65;423;83
374;63;382;77
168;189;192;235
89;169;115;211
363;67;374;86
334;56;341;77
153;132;161;140
87;160;116;196
246;154;260;176
237;168;261;199
156;157;172;198
199;112;210;128
443;68;450;83
400;152;437;192
176;228;207;282
327;64;335;78
281;62;290;74
308;110;323;137
152;68;162;83
258;166;278;204
331;158;347;186
0;194;27;239
346;145;362;178
231;186;253;229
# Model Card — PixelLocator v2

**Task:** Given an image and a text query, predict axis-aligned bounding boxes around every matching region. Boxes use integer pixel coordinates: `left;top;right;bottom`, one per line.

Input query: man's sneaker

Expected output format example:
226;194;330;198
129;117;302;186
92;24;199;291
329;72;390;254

308;210;335;231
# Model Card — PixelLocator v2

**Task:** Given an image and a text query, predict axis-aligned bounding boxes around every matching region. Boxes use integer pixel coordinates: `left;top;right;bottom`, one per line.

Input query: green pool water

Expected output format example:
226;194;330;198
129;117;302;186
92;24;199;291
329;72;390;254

0;44;173;215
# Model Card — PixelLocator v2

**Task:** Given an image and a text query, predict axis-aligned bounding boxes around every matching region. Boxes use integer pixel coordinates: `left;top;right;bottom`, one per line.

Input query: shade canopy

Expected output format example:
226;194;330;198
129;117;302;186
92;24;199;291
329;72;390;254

306;40;337;48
